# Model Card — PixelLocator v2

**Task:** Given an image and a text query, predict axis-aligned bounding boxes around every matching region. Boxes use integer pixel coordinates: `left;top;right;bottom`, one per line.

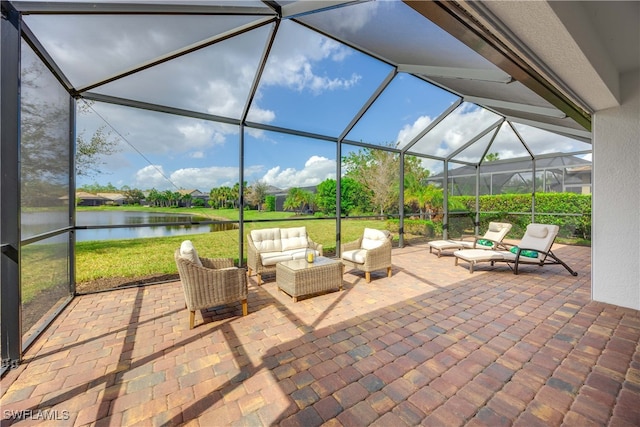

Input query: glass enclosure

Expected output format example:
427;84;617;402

1;0;592;372
19;39;74;347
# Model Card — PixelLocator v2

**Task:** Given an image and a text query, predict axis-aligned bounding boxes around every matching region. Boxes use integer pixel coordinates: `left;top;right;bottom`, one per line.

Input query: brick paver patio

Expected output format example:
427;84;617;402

1;242;639;426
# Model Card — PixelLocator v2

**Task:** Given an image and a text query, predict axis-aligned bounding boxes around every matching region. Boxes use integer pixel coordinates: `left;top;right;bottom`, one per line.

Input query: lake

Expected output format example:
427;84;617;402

76;211;237;242
22;211;236;242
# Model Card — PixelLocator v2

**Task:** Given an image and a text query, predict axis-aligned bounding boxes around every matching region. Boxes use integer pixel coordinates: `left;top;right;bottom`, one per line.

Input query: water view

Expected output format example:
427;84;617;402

76;211;237;241
23;211;236;242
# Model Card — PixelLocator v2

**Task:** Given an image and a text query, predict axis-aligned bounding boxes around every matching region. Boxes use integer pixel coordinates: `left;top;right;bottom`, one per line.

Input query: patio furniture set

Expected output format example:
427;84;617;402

174;226;393;328
174;222;576;329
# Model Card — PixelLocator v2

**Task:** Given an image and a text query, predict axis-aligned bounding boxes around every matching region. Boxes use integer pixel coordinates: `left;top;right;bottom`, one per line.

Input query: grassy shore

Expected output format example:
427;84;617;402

74;206;394;292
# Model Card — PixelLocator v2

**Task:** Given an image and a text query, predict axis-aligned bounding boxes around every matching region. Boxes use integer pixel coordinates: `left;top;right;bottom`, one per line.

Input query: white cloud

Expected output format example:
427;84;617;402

133;164;264;191
261;155;336;188
397;115;434;146
134;165;170;189
260;22;361;95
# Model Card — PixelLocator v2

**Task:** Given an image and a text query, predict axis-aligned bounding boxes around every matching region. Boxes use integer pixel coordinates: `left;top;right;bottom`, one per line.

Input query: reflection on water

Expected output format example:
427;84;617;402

22;211;236;242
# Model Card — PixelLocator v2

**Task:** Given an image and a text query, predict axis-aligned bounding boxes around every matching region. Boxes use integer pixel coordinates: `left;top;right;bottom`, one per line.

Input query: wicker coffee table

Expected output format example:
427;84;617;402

276;256;343;302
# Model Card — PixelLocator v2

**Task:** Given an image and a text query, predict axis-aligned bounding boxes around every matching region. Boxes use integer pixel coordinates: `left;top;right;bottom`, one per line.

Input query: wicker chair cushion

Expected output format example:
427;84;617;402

260;248;320;266
180;240;203;267
250;228;283;253
280;227;309;251
342;249;367;264
361;228;390;250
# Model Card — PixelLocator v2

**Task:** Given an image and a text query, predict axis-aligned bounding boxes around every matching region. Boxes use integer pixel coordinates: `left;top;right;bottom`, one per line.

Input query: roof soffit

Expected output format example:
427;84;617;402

461;0;625;112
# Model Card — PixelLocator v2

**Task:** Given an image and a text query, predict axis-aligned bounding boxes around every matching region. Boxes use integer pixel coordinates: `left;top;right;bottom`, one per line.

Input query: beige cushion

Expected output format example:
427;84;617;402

280;227;309;251
454;249;505;263
251;228;283;253
519;224;558;252
260;251;294;266
428;239;474;251
289;248;320;260
527;224;549;239
361;228;389;250
342;249;367;264
488;222;502;232
180;240;203;267
483;222;512;243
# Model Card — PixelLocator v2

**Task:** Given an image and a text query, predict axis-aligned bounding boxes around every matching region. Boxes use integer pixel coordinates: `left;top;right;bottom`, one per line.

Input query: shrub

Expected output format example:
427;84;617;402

450;193;591;241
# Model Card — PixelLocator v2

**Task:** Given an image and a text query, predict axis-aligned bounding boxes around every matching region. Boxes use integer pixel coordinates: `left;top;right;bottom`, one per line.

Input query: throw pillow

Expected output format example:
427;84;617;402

476;239;493;247
510;246;538;258
180;240;203;267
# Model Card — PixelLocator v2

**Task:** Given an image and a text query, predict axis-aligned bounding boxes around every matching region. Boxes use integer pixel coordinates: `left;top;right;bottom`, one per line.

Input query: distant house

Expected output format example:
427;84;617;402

75;192;127;206
267;185;317;212
97;192;126;205
178;189;208;207
76;192;109;206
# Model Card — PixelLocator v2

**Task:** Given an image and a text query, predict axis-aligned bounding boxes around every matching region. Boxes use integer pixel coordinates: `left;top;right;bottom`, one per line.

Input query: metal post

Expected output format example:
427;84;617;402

475;165;480;235
238;125;245;266
398;151;404;248
443;160;449;239
532;159;536;223
69;96;77;295
336;140;342;256
1;0;22;372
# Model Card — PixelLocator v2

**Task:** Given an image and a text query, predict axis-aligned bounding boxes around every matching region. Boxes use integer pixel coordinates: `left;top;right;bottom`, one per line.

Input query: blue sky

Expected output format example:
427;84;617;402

23;1;591;193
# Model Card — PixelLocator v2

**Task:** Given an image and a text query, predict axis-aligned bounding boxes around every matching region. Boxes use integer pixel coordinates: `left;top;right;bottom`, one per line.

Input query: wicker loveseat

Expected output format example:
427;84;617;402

247;226;323;285
175;241;248;329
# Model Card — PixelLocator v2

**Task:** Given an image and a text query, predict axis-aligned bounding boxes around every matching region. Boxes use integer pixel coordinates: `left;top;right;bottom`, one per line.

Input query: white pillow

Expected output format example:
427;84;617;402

527;224;549;239
361;228;389;250
489;222;502;232
180;240;203;267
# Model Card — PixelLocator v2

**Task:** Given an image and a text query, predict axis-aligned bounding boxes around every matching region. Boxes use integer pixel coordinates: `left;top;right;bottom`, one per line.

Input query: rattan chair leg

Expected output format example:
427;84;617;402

242;299;248;316
189;311;196;329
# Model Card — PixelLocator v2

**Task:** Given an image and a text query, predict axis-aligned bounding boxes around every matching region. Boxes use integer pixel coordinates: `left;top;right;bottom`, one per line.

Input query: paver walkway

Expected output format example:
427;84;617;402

1;243;639;426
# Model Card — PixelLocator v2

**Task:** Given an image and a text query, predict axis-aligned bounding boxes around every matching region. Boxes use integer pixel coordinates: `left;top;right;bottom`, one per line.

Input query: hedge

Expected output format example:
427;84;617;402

388;193;591;242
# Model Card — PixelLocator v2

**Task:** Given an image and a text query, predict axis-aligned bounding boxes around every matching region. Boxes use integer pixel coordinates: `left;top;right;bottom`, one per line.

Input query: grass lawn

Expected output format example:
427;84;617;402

74;207;397;292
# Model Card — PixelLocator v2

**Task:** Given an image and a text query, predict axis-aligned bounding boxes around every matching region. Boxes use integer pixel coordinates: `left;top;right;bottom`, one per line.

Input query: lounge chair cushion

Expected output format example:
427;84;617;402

361;228;390;250
488;222;502;232
454;249;505;263
179;240;203;267
527;224;549;239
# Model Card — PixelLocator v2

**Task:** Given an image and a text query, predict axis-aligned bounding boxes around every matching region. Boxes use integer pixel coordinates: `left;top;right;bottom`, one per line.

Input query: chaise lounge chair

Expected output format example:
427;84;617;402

453;223;577;276
427;222;512;257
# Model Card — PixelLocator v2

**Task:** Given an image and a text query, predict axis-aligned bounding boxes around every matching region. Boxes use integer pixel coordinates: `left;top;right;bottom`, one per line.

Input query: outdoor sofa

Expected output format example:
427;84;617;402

247;226;323;285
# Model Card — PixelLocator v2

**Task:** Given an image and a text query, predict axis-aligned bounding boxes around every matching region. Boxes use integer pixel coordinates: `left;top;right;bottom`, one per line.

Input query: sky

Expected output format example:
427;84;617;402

22;0;592;193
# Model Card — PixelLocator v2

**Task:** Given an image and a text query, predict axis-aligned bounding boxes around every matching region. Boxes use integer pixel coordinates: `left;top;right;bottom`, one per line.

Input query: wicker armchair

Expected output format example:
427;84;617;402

175;245;248;329
341;228;393;283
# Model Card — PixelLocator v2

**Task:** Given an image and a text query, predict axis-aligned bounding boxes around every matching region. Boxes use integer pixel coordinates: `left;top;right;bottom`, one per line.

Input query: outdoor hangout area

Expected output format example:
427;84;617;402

2;0;640;426
2;242;640;426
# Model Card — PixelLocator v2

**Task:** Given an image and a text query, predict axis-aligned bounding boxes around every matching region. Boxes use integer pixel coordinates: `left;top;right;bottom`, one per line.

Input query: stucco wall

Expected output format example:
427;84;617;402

592;69;640;309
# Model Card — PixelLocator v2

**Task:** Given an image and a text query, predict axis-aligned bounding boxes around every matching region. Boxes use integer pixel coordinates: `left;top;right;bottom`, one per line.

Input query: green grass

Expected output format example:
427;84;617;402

75;214;391;285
